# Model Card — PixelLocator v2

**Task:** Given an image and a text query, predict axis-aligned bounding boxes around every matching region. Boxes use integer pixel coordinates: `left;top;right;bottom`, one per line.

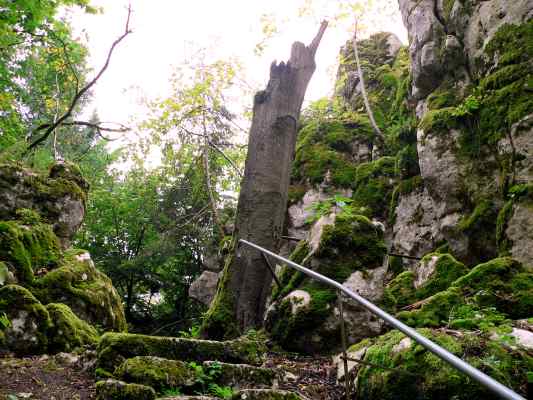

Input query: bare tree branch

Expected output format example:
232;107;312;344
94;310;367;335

26;5;133;153
352;18;385;153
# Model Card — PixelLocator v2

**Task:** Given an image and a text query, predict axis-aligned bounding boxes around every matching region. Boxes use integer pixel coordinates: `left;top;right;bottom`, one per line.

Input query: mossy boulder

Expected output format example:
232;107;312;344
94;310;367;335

0;284;51;354
0;219;61;284
96;332;266;377
0;162;88;248
266;213;387;352
46;303;99;352
397;257;533;328
344;328;531;399
95;379;156;400
32;249;126;331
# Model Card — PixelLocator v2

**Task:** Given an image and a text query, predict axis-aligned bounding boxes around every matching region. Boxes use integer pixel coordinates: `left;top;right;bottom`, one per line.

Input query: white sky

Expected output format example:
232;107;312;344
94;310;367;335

68;0;407;132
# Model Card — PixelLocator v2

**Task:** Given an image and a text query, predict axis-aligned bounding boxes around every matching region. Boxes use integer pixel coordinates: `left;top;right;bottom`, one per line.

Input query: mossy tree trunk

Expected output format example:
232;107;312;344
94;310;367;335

201;21;328;339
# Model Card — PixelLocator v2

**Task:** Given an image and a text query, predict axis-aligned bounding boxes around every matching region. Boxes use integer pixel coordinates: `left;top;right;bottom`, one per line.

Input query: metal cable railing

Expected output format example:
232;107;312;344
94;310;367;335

239;239;526;400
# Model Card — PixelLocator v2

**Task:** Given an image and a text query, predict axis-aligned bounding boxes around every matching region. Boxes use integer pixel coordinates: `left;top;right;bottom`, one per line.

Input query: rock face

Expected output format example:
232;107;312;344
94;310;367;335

265;3;532;399
394;0;533;264
0;162;126;355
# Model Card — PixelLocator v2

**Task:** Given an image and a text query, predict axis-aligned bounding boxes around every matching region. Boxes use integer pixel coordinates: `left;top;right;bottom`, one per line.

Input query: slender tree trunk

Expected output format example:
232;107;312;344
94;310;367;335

352;20;385;155
203;141;225;239
201;21;328;339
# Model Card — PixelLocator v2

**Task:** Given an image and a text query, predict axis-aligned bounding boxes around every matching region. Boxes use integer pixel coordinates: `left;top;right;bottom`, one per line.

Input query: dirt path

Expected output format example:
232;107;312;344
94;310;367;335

0;351;343;400
0;353;96;400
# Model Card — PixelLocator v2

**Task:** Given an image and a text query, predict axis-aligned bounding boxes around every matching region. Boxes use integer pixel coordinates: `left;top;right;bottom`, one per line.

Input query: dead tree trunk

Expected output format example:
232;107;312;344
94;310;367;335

201;21;328;339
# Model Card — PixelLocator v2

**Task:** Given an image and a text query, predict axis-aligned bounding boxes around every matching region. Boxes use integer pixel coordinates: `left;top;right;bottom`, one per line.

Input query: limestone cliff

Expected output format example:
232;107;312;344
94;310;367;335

265;1;532;398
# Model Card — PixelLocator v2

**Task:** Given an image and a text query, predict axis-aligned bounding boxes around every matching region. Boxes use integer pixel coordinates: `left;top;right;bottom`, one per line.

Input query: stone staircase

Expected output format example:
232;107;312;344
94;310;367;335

94;332;301;400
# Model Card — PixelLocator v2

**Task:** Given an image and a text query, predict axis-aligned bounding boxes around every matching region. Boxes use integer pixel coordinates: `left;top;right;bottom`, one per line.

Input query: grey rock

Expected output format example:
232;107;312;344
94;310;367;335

188;271;220;306
95;379;156;400
505;203;533;270
391;187;443;263
0;163;87;248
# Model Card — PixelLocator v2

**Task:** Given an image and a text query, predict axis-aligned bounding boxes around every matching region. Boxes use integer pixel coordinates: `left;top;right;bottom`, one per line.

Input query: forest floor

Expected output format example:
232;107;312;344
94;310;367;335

0;352;96;400
0;351;344;400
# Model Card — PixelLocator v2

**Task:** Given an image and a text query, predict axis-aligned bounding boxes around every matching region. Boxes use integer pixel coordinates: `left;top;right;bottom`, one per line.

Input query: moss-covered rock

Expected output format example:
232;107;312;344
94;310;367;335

0;284;51;354
351;156;398;219
115;357;275;393
0;220;61;284
0;162;88;248
32;249;126;331
413;253;469;300
96;332;266;377
46;303;99;352
347;328;531;400
95;379;156;400
382;271;416;312
397;257;533;328
266;213;386;352
115;356;196;392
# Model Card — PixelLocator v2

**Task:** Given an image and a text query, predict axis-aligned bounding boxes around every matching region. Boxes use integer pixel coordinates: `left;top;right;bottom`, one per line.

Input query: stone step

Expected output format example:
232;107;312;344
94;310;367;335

160;389;301;400
96;380;301;400
231;389;301;399
115;356;276;392
96;332;266;376
96;379;156;400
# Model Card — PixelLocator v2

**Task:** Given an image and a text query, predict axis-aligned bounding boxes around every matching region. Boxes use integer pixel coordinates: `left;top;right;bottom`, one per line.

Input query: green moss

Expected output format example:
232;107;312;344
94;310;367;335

95;379;156;400
49;162;89;193
396;144;420;179
0;220;61;284
399;257;533;328
354;328;531;399
397;287;464;327
388;176;423;225
96;332;265;377
415;253;468;300
419;107;458;133
294;143;357;187
15;208;41;225
116;357;275;394
496;200;514;255
426;83;460;110
293;117;374;187
116;357;195;392
272;241;309;301
46;303;99;352
287;185;306;205
352;156;398;218
266;285;338;353
317;214;386;271
268;214;386;352
457;22;533;158
452;257;532;319
0;284;51;354
31;249;126;332
382;271;416;312
200;249;240;340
